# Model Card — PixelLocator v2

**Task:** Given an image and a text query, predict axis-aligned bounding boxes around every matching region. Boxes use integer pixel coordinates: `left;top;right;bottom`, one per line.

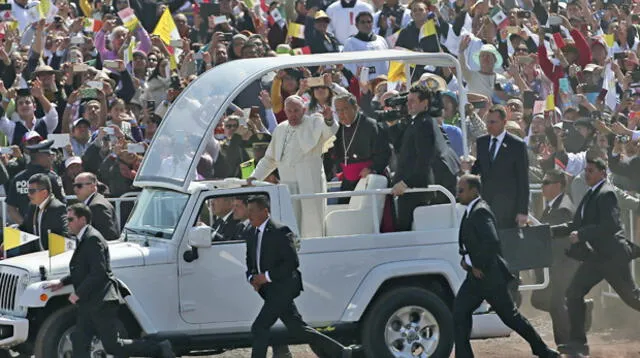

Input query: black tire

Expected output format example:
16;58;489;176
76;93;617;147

33;305;128;358
361;286;454;358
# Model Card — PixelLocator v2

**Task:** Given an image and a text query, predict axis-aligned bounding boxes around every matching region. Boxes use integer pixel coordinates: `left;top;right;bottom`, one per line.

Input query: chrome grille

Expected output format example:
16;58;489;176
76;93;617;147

0;272;19;311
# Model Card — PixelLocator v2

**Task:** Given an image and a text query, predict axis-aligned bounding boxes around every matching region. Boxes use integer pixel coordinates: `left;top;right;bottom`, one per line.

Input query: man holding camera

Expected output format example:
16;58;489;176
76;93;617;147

391;84;456;231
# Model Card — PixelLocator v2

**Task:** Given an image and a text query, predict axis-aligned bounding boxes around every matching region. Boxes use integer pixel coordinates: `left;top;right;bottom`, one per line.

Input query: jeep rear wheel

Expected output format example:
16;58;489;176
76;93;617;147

362;287;454;358
33;305;128;358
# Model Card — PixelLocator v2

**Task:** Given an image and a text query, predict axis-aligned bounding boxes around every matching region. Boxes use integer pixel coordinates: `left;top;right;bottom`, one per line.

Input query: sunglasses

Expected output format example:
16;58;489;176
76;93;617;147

224;123;238;129
67;216;77;222
28;188;44;194
73;182;92;189
542;180;558;186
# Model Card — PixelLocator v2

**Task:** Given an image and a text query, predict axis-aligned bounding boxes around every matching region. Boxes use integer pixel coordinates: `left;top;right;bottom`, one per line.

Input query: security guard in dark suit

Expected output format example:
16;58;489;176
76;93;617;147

454;174;559;358
6;139;65;225
531;169;585;348
245;195;352;358
46;203;175;358
8;173;68;257
551;158;640;357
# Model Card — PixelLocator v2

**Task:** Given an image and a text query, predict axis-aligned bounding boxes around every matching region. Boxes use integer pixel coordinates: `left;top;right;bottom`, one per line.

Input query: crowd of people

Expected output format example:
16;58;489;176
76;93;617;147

0;0;639;354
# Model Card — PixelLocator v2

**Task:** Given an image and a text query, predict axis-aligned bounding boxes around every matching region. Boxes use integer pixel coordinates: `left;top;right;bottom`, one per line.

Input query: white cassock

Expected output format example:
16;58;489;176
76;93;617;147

251;113;338;238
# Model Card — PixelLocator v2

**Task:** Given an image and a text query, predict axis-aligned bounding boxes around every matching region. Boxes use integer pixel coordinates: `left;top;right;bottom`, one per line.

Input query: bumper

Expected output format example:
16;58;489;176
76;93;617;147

0;315;28;348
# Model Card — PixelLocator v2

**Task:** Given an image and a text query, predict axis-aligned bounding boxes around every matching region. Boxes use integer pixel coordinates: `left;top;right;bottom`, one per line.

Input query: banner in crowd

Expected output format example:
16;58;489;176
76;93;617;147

3;227;38;251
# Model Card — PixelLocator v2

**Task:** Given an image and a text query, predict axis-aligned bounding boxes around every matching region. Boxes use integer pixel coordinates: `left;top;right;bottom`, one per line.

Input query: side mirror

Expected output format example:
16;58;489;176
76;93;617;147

188;226;212;248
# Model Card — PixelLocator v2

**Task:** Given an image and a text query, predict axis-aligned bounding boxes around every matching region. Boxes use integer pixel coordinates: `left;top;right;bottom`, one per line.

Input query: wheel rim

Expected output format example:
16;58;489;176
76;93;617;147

57;326;114;358
384;305;440;357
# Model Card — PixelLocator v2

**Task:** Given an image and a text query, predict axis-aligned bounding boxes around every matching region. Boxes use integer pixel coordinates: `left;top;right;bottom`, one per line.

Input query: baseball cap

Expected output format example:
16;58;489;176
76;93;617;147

64;156;83;168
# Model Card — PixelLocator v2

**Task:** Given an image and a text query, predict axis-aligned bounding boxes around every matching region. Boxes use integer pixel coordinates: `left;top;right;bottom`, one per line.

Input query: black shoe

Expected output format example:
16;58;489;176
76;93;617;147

584;299;594;332
558;342;590;356
342;346;353;358
538;348;561;358
158;340;176;358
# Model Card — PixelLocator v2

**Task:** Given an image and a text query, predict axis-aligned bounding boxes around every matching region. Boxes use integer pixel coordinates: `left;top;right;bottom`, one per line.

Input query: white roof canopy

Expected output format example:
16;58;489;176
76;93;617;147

135;50;467;192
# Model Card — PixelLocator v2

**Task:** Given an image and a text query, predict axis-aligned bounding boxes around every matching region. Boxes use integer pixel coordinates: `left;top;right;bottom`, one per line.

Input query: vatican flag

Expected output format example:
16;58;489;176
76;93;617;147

48;232;76;257
3;227;39;251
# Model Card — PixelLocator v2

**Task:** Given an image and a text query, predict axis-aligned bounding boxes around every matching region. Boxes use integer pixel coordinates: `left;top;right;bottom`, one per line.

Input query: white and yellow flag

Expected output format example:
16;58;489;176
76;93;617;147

48;232;75;257
3;227;39;251
153;8;182;70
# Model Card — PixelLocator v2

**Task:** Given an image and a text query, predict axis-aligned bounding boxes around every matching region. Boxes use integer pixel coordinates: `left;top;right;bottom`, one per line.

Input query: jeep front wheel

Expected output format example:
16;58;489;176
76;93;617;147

361;287;454;358
33;305;128;358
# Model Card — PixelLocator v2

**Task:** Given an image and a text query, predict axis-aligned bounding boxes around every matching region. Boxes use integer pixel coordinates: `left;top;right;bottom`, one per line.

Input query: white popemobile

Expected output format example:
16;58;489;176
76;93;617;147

0;51;550;358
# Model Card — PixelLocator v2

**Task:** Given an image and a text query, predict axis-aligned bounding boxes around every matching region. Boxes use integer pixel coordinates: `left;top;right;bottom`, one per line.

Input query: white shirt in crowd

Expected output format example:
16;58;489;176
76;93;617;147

343;34;389;80
326;0;374;45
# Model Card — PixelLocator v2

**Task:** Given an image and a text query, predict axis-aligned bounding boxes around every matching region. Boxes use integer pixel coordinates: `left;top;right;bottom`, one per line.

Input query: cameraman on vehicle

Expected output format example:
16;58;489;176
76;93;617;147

391;83;455;231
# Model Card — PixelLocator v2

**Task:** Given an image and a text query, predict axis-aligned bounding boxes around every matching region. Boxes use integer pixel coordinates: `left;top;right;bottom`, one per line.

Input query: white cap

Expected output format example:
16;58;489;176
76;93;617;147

64;156;82;168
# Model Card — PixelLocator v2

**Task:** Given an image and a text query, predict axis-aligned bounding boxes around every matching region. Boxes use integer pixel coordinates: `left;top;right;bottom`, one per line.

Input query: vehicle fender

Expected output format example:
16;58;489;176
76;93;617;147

340;259;462;322
19;281;73;308
19;283;158;335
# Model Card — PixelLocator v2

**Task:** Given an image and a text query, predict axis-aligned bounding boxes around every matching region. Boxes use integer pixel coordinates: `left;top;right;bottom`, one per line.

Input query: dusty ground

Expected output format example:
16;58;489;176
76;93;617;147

210;301;640;358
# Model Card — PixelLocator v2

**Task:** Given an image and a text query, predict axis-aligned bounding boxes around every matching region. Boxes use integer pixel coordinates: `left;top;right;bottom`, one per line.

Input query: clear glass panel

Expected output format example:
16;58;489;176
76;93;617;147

137;63;254;187
125;188;189;239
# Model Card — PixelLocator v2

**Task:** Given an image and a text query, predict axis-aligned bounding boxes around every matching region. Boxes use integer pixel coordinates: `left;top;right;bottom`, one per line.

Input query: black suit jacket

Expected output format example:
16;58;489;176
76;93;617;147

61;226;121;307
212;214;241;242
87;193;120;241
245;219;303;298
472;132;529;228
551;182;631;261
541;193;575;227
393;112;439;188
16;197;68;256
459;199;514;282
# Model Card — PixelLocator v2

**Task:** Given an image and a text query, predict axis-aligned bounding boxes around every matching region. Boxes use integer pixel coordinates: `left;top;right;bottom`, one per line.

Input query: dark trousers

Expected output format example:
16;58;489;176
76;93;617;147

396;192;430;231
566;259;640;345
72;301;163;358
453;273;549;358
531;240;580;346
251;290;344;358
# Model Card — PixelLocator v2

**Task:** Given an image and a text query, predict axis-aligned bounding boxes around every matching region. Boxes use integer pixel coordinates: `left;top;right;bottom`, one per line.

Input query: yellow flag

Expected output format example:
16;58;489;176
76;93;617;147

153;8;179;45
79;0;93;18
3;227;39;251
169;54;178;70
419;19;436;40
48;232;75;257
545;94;554;111
287;22;305;39
603;34;615;48
388;61;406;83
38;0;52;19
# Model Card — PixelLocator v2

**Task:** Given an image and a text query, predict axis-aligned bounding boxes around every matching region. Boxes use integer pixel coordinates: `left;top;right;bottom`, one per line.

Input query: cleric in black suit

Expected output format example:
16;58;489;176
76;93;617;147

454;174;558;358
551;158;640;357
73;172;120;241
532;169;582;347
46;203;175;358
470;105;529;229
11;173;68;257
244;195;352;358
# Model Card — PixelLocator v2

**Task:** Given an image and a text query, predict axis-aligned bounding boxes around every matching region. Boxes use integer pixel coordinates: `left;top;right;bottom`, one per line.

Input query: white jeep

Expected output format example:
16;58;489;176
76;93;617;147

0;51;545;357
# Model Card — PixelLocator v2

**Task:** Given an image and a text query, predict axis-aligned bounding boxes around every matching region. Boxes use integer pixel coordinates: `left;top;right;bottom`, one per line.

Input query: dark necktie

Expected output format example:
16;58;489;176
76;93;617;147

580;189;593;218
489;137;498;163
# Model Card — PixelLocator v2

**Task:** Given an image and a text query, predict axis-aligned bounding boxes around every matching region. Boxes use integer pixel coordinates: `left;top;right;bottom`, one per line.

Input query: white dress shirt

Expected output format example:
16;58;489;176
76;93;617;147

35;196;52;236
76;225;89;243
546;193;563;210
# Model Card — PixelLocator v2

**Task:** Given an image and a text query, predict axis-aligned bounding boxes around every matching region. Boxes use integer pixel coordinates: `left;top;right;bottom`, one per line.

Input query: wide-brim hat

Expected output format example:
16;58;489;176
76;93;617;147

33;65;58;76
472;44;503;71
418;73;447;92
25;139;55;154
314;10;330;22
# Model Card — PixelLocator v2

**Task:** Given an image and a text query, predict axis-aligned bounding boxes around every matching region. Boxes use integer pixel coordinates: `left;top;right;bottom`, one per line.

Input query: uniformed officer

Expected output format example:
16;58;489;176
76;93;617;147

6;139;65;225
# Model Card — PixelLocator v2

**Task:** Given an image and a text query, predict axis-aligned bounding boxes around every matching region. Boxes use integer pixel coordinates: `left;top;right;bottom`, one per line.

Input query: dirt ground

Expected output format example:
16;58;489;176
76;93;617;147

211;300;640;358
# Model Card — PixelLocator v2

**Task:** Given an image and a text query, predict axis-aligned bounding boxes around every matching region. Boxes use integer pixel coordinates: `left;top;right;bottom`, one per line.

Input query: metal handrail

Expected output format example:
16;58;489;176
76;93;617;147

292;185;458;233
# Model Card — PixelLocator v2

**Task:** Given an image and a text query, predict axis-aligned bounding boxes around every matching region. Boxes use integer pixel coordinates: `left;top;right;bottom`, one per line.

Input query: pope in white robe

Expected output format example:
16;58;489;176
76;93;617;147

250;96;338;238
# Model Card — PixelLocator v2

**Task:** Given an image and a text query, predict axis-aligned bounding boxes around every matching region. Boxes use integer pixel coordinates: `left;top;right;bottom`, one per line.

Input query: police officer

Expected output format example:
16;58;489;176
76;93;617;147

6;139;65;225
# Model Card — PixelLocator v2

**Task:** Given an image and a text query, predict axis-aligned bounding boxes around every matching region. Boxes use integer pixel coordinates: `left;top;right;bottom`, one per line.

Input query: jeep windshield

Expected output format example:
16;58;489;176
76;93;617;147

124;188;189;239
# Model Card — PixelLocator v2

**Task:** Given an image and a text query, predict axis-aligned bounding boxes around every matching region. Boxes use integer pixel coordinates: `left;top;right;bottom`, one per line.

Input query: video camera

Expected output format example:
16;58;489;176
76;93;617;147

374;93;409;122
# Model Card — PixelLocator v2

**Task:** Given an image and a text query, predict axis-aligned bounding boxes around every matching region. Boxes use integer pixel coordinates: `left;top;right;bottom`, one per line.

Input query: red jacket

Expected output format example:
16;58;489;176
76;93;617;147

538;29;592;105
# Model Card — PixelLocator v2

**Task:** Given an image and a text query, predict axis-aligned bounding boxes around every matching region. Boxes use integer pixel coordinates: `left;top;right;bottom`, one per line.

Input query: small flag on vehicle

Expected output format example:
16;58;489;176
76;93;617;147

48;232;76;257
3;227;39;251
